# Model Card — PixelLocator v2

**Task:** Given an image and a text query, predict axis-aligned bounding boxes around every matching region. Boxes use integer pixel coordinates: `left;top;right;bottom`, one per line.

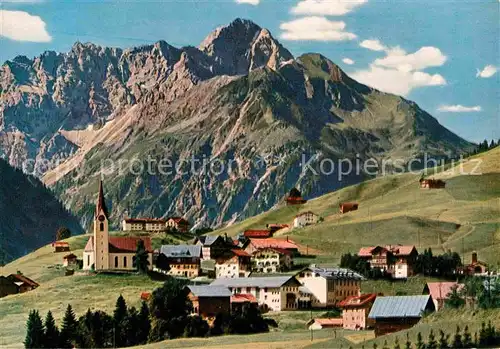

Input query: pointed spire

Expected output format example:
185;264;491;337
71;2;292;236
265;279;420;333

95;179;109;219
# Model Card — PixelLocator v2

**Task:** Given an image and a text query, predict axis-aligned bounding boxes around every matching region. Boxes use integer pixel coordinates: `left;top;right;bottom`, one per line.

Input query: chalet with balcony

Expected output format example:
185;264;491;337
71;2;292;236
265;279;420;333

158;245;201;278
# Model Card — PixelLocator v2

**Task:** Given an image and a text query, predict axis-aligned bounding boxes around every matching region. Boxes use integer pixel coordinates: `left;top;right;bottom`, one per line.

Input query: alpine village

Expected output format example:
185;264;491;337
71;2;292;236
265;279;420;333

0;15;499;349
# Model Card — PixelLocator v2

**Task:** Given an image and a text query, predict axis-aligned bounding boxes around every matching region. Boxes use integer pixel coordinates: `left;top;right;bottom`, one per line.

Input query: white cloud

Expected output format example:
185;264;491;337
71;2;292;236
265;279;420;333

0;10;51;42
476;65;497;78
360;39;386;51
235;0;260;5
374;46;447;72
291;0;368;16
351;66;446;96
280;16;356;41
437;105;482;113
342;58;355;65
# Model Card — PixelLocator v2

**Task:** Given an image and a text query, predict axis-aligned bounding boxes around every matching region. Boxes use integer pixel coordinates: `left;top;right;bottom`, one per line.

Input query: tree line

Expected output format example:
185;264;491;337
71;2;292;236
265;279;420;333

25;278;271;348
445;276;500;310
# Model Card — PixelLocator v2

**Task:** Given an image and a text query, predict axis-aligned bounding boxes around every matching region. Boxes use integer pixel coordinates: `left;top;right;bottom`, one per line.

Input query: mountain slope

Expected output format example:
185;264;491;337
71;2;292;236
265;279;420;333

0;19;474;228
0;159;83;264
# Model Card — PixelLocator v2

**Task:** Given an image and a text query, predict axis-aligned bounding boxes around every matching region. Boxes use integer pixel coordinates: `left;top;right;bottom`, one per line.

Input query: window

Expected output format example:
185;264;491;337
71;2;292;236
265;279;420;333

115;256;118;268
100;222;104;231
123;256;127;268
87;255;90;266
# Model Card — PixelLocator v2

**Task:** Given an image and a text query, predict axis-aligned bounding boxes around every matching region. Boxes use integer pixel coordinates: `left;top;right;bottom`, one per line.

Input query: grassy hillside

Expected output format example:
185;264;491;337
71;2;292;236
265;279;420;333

212;147;500;267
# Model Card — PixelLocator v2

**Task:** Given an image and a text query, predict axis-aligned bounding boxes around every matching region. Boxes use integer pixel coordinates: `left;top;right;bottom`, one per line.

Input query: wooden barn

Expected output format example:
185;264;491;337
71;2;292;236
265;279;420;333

339;202;359;214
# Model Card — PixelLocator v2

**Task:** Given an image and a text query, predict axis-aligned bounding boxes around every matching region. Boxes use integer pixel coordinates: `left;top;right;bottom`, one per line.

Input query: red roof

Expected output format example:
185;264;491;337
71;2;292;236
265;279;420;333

52;241;69;247
243;230;272;238
140;292;151;301
312;318;343;327
84;236;153;253
168;217;189;225
231;249;251;257
8;274;39;288
231;294;258;304
358;246;376;257
339;202;359;208
338;293;377;308
124;218;166;224
254;247;292;256
358;245;416;257
249;238;298;250
426;282;464;301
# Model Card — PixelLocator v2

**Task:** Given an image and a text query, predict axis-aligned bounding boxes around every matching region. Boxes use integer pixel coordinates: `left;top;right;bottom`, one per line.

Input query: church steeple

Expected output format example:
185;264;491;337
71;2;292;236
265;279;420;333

95;179;109;219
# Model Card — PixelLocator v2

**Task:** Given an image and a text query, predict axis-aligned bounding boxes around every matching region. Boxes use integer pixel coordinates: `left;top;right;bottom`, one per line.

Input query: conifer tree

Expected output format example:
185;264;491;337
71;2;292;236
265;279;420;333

416;332;425;349
427;329;438;349
463;325;473;348
24;310;45;349
113;295;128;347
438;329;449;349
452;325;463;348
137;301;151;344
43;310;59;348
405;333;412;349
134;239;150;274
59;304;77;348
393;336;401;349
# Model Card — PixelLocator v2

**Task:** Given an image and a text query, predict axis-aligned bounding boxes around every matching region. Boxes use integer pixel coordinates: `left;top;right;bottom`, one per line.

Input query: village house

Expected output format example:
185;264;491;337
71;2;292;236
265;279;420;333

293;211;320;228
82;181;153;271
368;295;435;336
251;247;293;273
295;266;364;308
7;274;39;293
244;238;299;255
158;245;201;278
211;276;305;312
338;293;377;330
122;218;167;232
458;252;488;276
186;285;232;320
215;249;251;279
286;188;307;205
166;217;190;233
419;178;446;189
358;245;418;279
63;253;78;267
307;318;343;330
52;241;70;253
423;282;464;311
339;202;359;214
194;235;233;260
243;229;273;239
231;293;258;312
0;276;19;298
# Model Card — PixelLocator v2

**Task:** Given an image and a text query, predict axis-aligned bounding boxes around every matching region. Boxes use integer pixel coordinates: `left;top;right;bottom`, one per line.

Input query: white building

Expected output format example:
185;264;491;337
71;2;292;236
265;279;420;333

295;266;364;308
293;211;320;228
211;276;305;311
215;250;251;279
251;247;293;273
83;181;153;271
122;218;167;232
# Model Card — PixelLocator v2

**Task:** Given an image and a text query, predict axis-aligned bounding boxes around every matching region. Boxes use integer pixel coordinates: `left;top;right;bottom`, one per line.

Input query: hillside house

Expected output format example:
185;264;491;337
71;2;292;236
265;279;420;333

0;276;19;298
286;188;307;205
458;252;488;276
368;295;435;336
63;253;78;267
293;211;320;228
52;241;70;253
423;282;464;310
215;249;251;279
358;245;418;279
211;276;305;311
186;285;232;320
266;224;289;233
339;202;359;214
7;274;39;293
307;318;343;330
122;218;167;232
295;266;364;308
338;293;377;330
251;247;293;273
243;229;273;239
244;238;299;255
166;217;190;233
82;181;153;272
419;178;446;189
158;245;201;278
194;235;232;260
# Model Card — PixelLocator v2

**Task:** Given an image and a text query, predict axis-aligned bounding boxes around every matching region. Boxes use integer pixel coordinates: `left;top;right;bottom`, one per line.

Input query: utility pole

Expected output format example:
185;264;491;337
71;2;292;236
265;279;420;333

310;307;313;342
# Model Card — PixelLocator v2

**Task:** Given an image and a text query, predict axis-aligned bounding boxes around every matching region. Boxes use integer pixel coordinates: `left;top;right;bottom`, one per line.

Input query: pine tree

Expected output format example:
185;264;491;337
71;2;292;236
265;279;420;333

416;332;425;349
438;329;449;349
137;301;151;344
452;325;463;348
405;333;412;349
59;304;77;348
463;325;473;348
393;336;401;349
43;310;59;348
113;294;128;347
24;310;45;349
133;239;150;274
427;329;438;349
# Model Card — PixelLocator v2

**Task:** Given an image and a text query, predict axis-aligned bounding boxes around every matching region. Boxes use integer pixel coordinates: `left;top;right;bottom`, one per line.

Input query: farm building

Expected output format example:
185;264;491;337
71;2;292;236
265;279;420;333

307;318;343;330
339;202;359;214
419;178;446;189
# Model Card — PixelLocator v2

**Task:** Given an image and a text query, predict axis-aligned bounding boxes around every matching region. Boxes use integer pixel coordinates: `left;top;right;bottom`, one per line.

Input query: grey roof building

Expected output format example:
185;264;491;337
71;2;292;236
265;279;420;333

160;244;202;258
186;285;232;297
368;295;435;319
303;266;365;280
211;276;297;288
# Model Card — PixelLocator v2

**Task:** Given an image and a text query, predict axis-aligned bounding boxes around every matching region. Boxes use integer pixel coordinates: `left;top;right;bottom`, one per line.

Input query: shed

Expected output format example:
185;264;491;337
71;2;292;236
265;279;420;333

307;318;343;330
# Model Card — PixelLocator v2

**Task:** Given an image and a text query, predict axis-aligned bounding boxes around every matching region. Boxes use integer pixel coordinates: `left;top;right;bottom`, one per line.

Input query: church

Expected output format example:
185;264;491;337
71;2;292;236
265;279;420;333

83;181;153;271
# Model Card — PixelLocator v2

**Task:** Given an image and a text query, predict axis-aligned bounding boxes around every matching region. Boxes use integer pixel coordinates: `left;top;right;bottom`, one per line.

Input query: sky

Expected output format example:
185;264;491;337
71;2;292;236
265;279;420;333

0;0;498;143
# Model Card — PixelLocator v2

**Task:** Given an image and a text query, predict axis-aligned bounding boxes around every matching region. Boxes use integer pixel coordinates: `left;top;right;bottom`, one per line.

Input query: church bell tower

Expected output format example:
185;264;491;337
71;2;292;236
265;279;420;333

94;180;110;270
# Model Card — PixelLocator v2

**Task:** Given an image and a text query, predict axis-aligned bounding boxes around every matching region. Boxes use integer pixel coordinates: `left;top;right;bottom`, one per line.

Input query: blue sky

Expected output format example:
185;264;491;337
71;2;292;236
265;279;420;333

0;0;498;143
